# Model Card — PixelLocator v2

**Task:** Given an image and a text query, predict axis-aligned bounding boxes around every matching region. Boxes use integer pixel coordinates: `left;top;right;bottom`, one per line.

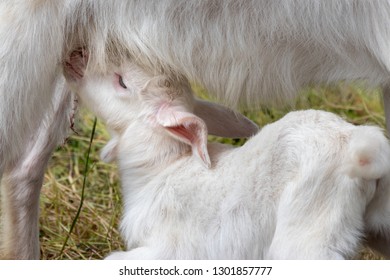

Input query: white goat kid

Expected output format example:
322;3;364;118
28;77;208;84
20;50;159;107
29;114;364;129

66;60;390;260
2;0;390;259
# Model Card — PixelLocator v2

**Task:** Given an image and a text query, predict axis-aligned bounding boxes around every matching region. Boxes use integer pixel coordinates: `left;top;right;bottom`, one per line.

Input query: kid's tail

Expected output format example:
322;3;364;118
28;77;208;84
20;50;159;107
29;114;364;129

346;126;390;179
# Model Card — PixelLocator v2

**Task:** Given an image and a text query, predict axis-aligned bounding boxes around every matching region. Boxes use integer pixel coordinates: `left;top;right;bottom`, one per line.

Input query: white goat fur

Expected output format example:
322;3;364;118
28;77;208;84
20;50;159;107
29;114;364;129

67;63;390;259
2;0;390;259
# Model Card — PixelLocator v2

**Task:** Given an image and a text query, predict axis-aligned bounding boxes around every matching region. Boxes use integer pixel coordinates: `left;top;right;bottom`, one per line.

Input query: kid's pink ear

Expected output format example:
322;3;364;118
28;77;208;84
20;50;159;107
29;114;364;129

156;105;211;168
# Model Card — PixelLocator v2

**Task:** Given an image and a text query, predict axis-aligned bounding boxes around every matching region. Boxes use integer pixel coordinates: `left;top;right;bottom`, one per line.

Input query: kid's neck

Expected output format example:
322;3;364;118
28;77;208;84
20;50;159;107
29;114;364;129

116;122;191;186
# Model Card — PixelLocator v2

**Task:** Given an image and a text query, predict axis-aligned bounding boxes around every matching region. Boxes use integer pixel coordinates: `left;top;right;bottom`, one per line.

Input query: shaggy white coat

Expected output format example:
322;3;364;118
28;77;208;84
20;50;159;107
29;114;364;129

2;0;390;259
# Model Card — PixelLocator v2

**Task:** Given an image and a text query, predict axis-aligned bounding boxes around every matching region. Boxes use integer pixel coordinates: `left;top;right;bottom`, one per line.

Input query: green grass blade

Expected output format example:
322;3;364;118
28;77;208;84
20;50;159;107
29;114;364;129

58;117;97;259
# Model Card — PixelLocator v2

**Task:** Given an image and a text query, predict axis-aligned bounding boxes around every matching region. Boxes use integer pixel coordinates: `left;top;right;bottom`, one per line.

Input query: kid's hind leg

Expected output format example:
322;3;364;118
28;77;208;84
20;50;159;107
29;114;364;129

267;178;366;260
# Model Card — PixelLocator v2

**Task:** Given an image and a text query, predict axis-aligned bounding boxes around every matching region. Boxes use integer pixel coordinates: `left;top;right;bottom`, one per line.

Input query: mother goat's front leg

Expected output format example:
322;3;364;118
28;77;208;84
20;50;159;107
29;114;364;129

0;82;74;259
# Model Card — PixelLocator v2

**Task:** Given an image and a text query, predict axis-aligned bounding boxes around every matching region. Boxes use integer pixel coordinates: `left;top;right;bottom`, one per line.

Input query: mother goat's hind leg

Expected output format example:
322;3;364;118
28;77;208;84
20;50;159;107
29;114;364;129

366;84;390;259
365;85;390;259
383;86;390;136
0;81;74;259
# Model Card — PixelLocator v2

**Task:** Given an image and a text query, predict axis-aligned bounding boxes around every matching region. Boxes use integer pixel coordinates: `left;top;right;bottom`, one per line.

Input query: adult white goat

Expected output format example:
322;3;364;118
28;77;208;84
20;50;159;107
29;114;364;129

65;55;390;260
2;0;390;259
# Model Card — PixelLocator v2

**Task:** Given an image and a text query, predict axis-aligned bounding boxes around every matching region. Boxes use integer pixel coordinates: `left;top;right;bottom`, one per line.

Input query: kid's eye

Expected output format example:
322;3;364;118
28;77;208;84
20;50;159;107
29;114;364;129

118;75;127;89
